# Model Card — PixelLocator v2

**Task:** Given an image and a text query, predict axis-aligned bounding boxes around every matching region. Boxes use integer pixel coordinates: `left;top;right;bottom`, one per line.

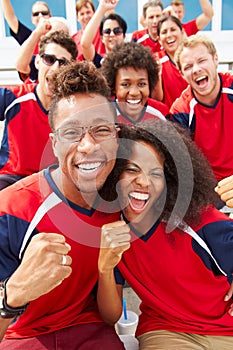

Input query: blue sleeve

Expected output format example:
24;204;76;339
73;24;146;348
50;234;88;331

170;112;195;135
114;266;125;285
194;220;233;277
0;88;16;121
10;21;32;45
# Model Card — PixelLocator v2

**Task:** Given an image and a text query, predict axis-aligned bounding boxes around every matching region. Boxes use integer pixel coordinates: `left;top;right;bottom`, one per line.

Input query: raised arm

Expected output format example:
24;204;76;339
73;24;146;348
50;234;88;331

1;0;19;34
97;221;130;325
15;18;51;75
81;0;118;61
195;0;214;30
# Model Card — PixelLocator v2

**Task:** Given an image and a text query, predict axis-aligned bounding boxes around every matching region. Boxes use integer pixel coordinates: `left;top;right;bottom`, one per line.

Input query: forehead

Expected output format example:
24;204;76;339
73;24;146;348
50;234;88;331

146;6;162;17
79;3;94;13
54;94;115;129
32;3;49;12
128;141;164;168
180;43;210;62
116;67;148;81
160;18;181;30
103;19;120;29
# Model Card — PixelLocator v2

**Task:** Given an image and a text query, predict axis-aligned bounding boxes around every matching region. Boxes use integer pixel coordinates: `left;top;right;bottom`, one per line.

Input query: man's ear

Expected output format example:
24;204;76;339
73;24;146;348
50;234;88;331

49;132;58;158
214;52;219;67
35;54;41;70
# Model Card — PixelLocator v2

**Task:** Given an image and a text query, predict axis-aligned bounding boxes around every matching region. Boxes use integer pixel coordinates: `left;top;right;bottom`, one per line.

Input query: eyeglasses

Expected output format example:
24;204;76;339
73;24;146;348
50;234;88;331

32;10;50;17
102;27;124;36
40;53;70;67
55;124;118;143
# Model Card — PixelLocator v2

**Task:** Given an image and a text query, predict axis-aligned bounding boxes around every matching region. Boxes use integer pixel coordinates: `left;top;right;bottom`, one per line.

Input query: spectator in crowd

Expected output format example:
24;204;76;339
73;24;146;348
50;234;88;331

72;0;105;61
0;31;77;190
1;0;51;45
101;41;169;124
131;0;163;54
0;61;125;349
169;0;214;36
151;15;188;108
15;17;71;83
98;119;233;350
81;0;126;68
170;34;233;187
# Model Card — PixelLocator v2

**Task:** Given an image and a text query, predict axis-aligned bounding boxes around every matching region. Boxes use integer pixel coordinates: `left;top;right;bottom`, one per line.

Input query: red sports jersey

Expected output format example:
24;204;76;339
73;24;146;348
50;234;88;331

0;167;119;338
170;73;233;181
131;28;161;54
158;50;188;108
72;28;105;61
116;208;233;336
0;84;56;177
116;97;169;124
182;19;198;36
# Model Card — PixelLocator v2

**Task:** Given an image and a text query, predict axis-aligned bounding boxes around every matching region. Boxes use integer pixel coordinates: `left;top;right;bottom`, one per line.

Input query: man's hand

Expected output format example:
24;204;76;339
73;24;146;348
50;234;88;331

5;232;72;308
215;175;233;208
99;221;130;273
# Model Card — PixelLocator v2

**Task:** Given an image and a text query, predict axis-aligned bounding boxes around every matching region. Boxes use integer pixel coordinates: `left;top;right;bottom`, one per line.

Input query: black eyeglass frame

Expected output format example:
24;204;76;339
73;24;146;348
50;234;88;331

54;123;119;143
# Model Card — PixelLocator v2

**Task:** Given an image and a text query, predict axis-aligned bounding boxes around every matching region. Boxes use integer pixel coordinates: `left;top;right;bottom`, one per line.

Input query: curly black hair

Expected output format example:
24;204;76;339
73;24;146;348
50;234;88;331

101;120;219;227
101;41;160;95
48;61;116;130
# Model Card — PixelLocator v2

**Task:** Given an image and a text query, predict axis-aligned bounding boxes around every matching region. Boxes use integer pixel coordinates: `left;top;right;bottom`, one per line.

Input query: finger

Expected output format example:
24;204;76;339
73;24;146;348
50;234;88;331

60;254;72;266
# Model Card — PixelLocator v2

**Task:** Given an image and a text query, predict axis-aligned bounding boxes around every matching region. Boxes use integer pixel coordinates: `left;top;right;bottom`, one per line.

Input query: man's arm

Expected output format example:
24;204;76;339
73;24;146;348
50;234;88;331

0;232;72;341
81;0;118;61
15;18;51;75
1;0;19;34
195;0;214;30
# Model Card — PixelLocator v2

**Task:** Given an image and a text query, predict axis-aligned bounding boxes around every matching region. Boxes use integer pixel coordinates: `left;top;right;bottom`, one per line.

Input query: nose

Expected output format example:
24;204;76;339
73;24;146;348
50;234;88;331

76;130;100;154
134;172;149;188
129;84;140;96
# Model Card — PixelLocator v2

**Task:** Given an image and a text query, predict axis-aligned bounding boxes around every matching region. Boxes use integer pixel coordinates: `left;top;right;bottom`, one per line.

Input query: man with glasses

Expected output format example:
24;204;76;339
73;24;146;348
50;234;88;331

0;60;125;350
81;0;126;68
0;30;77;190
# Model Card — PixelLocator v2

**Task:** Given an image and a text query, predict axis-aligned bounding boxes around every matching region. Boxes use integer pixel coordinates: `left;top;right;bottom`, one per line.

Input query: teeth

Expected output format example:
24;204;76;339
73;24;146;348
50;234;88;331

129;192;149;200
78;162;102;173
196;75;206;82
127;99;140;104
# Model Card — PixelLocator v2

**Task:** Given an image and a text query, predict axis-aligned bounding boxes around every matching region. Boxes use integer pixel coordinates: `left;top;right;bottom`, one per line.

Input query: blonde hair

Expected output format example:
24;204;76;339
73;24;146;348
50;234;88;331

32;1;50;13
175;34;217;71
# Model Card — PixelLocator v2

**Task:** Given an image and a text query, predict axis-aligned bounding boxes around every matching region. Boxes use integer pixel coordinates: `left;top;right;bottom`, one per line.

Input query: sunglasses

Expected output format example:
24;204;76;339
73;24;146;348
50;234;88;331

40;53;70;67
32;10;50;17
102;27;123;36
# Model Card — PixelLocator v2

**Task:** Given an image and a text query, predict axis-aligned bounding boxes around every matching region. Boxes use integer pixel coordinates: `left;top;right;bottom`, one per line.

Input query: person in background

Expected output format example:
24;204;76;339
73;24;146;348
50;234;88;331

0;61;125;349
169;0;214;36
0;31;77;190
98;119;233;350
72;0;105;61
151;15;188;108
131;0;163;55
101;41;169;124
15;17;71;83
81;0;126;68
170;34;233;197
1;0;51;45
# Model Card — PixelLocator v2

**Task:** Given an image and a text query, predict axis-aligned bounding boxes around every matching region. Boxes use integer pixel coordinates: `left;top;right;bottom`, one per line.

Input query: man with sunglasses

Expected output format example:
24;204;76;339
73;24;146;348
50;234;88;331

81;0;126;68
1;0;51;46
15;16;70;83
0;61;125;350
0;30;77;190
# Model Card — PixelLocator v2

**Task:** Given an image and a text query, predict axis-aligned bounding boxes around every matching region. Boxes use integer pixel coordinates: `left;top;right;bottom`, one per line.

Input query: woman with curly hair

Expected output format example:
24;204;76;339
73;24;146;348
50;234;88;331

97;119;233;349
101;41;170;124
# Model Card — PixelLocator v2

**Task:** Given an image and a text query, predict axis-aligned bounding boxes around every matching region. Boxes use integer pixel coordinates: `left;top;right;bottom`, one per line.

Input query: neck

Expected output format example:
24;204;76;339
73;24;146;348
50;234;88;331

51;169;97;210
